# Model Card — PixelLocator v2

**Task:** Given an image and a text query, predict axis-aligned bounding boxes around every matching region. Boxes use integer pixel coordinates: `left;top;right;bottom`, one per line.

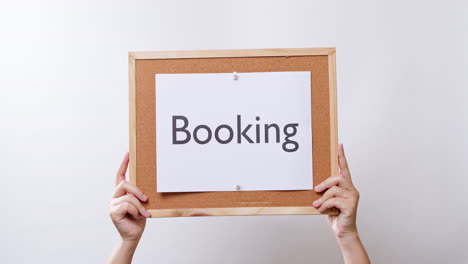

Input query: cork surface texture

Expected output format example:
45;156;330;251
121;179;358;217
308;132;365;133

134;55;330;210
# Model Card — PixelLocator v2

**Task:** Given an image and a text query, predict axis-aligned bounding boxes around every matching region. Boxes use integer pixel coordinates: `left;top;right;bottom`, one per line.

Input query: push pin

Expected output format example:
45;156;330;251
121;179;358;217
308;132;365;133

233;72;238;80
236;185;241;191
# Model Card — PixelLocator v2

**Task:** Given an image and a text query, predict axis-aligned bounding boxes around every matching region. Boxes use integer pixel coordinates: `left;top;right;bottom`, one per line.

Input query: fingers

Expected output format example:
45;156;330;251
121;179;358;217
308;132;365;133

110;152;151;223
313;186;350;207
113;181;148;202
313;144;359;220
313;185;360;213
112;156;150;219
110;202;142;221
314;144;354;193
112;193;151;218
315;175;353;192
317;198;349;213
317;195;358;215
116;152;130;186
338;144;351;178
122;202;140;219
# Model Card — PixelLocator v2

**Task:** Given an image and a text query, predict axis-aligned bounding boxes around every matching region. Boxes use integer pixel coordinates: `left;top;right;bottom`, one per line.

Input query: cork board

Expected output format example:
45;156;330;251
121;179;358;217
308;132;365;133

129;48;338;217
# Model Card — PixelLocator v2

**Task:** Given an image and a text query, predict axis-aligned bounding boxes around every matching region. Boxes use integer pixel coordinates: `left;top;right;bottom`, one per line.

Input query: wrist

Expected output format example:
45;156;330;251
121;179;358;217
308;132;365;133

334;225;358;240
119;238;140;251
335;231;370;264
107;239;140;264
116;238;139;260
336;231;361;248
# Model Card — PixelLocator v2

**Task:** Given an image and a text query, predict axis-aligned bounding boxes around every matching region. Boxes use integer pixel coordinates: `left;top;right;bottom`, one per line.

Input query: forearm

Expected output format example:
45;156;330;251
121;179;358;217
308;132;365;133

337;232;370;264
107;239;139;264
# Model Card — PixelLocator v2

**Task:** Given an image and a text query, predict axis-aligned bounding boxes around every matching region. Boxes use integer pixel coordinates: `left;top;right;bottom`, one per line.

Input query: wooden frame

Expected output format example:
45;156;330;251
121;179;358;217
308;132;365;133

129;48;338;217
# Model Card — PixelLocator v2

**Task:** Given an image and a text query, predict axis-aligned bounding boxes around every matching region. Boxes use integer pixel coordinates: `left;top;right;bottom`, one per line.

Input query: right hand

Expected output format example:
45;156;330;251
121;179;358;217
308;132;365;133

109;152;151;243
313;144;360;239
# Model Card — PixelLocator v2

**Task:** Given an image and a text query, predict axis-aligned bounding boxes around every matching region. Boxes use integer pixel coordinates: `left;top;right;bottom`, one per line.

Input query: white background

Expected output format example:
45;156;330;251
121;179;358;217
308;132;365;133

1;0;467;263
156;72;312;192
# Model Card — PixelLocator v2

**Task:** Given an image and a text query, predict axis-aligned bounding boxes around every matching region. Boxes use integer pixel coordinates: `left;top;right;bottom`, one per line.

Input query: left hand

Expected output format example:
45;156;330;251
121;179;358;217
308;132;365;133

109;152;150;243
108;152;150;264
312;144;360;238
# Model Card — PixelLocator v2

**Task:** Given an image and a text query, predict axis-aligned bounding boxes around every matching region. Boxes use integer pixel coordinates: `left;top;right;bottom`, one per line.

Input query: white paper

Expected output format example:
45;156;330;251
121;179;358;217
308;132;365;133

156;72;312;192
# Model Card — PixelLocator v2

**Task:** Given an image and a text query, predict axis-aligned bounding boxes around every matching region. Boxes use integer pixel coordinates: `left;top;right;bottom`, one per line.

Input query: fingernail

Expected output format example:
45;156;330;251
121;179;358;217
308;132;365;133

315;185;322;191
142;194;148;201
313;199;321;207
145;210;151;217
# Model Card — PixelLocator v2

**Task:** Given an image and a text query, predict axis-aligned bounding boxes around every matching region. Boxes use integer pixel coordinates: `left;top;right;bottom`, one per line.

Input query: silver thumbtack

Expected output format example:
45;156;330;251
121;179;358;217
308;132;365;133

233;72;238;80
236;185;240;191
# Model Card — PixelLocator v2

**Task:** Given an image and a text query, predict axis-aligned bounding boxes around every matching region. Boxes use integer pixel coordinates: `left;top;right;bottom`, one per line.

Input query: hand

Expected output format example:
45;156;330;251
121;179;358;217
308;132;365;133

312;144;370;263
313;144;359;238
108;152;150;264
110;152;151;242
